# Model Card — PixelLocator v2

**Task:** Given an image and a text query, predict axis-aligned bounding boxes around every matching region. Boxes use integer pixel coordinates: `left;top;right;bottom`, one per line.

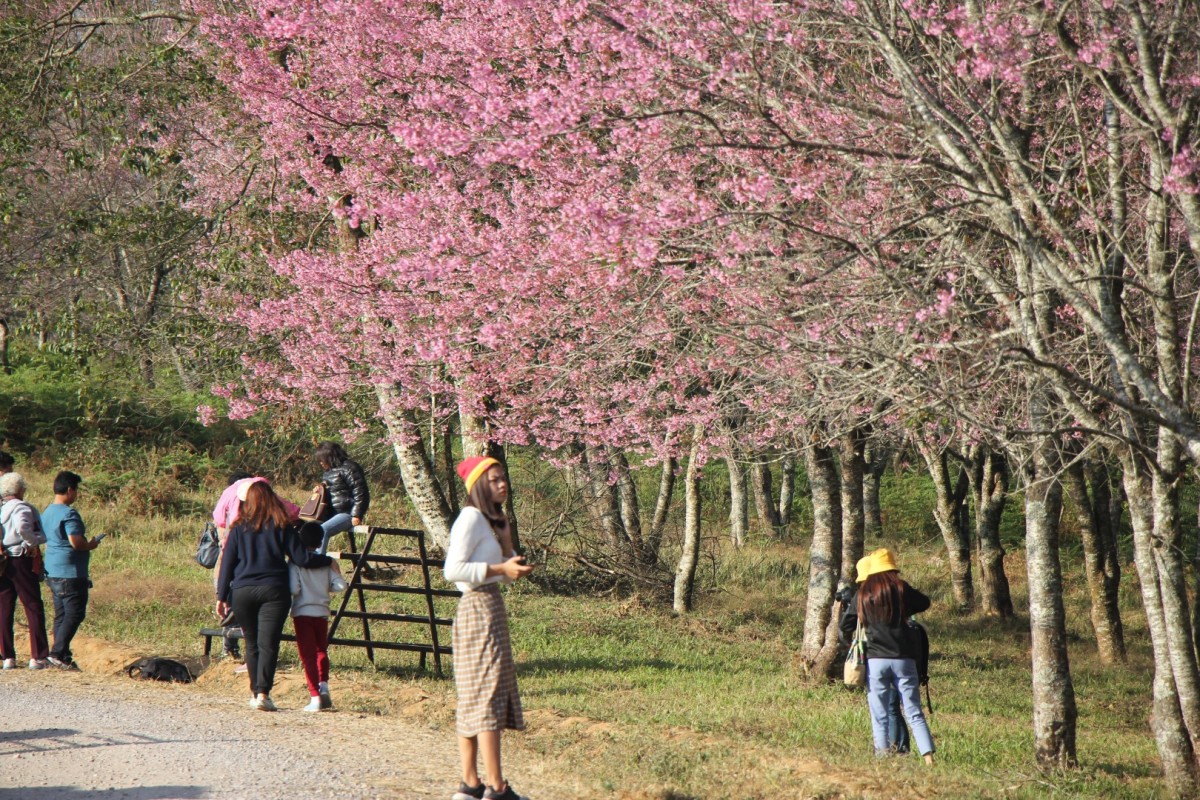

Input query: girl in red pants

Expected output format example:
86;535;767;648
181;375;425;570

289;522;346;711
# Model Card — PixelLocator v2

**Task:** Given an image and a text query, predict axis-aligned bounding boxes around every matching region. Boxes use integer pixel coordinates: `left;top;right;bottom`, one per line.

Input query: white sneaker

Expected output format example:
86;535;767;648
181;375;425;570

303;696;323;712
254;693;277;711
248;695;258;709
28;659;48;670
2;658;15;670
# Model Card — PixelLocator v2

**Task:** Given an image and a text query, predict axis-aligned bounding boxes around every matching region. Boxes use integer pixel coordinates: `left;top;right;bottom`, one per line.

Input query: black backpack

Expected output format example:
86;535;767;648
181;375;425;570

126;657;194;683
909;618;930;685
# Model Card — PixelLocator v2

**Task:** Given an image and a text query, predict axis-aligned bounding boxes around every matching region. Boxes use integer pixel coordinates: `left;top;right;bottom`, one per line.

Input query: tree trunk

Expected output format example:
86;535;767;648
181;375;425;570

1152;434;1200;751
915;437;974;609
799;442;841;668
751;457;782;535
611;448;645;557
375;382;453;549
863;440;887;539
442;423;459;515
460;410;491;460
1023;440;1077;768
1063;455;1125;664
971;446;1013;618
778;453;797;528
673;428;704;614
573;446;627;550
1124;456;1200;795
169;345;197;393
727;448;748;548
460;409;519;552
839;430;866;584
646;457;676;564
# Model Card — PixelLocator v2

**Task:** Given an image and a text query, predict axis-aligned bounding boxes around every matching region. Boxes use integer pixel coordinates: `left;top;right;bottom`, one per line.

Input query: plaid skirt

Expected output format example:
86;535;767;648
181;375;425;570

452;583;525;736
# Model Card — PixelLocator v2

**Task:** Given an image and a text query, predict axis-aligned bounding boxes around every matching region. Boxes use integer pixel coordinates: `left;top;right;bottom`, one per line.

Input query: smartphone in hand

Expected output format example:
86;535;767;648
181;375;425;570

92;533;107;543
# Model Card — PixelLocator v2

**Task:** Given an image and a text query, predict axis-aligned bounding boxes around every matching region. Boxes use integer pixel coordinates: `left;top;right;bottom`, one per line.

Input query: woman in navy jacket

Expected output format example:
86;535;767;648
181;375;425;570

217;481;332;710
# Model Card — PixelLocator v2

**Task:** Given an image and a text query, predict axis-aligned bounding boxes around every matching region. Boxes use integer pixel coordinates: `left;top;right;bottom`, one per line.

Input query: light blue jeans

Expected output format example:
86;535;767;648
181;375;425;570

866;658;934;756
318;513;353;554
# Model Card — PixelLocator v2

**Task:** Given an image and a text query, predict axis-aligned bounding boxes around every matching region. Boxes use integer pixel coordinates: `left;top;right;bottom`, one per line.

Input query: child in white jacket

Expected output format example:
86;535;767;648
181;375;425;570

289;522;346;711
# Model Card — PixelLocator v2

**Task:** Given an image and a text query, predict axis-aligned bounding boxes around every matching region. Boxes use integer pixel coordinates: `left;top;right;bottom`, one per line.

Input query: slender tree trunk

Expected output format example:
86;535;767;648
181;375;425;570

573;446;627;550
1063;456;1125;664
1152;434;1200;750
646;457;676;564
916;437;974;609
800;442;841;668
673;428;704;614
442;423;459;515
460;410;491;459
460;409;519;552
375;382;452;549
751;457;782;535
1023;439;1077;768
863;441;887;540
611;448;645;557
778;453;797;528
971;446;1013;618
839;430;866;584
1124;456;1200;795
727;449;748;548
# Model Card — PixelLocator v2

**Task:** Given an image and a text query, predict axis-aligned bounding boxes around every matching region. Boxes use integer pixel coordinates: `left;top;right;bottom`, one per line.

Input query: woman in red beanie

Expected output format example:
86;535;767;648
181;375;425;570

444;456;534;800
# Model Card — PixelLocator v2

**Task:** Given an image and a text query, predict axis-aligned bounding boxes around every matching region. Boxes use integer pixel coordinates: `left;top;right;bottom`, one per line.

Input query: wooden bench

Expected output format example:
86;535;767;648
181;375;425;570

199;627;296;657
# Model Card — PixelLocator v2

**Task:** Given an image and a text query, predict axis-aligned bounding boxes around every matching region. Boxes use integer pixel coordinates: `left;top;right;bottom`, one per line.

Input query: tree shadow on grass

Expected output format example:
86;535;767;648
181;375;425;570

518;656;696;674
0;787;205;800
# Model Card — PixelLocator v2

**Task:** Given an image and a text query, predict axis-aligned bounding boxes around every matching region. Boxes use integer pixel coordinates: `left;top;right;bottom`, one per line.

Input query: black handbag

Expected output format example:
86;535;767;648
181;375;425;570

194;521;220;569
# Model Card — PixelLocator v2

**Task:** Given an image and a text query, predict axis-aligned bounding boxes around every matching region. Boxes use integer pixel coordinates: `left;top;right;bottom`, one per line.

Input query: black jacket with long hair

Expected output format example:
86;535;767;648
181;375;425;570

838;574;930;661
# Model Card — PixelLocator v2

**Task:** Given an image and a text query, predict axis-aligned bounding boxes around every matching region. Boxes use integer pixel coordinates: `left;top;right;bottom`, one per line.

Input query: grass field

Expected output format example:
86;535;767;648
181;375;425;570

17;468;1170;799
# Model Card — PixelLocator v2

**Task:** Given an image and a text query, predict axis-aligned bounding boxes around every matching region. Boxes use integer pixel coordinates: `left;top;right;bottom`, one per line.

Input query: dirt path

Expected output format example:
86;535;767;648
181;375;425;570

0;637;568;800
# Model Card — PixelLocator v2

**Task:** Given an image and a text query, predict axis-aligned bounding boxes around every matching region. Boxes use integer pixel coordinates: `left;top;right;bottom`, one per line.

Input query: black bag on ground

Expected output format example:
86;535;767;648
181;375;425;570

126;657;193;683
195;521;220;569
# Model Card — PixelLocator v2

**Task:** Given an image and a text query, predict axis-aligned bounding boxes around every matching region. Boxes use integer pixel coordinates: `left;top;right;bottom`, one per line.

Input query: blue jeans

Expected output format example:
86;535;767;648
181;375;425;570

46;577;89;663
867;658;934;756
319;513;353;554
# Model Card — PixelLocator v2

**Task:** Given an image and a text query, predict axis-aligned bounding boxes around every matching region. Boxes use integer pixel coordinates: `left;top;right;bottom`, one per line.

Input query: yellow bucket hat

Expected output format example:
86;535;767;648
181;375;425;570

855;554;873;583
858;548;898;581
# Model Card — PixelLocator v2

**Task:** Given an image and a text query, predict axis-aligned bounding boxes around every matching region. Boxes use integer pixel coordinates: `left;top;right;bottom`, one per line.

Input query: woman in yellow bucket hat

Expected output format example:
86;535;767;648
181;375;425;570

839;548;935;763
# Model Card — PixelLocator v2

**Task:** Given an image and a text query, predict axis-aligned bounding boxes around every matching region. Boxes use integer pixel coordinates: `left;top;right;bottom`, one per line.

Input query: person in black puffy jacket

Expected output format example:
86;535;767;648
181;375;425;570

839;548;935;765
314;442;370;554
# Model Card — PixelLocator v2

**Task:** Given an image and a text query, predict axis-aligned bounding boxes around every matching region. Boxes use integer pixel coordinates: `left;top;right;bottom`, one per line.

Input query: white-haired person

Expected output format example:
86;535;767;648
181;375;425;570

0;472;49;669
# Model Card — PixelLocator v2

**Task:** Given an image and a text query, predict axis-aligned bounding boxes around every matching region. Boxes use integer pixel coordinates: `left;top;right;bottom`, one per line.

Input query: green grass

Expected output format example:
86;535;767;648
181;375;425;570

15;469;1173;799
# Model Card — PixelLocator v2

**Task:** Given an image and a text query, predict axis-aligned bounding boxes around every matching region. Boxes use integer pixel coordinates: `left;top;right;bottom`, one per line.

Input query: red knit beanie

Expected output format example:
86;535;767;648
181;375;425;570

457;456;500;493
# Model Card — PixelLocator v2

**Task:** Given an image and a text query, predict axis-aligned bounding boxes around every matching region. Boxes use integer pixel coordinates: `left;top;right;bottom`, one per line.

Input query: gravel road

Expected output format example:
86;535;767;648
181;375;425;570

0;668;560;800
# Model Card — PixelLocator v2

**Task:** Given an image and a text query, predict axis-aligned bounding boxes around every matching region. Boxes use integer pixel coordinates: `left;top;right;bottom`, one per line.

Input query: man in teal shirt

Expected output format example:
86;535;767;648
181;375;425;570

42;471;102;669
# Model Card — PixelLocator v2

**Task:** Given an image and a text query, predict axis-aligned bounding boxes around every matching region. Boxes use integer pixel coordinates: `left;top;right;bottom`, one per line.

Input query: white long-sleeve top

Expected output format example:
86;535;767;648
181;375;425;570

443;507;513;593
288;560;347;618
1;499;46;555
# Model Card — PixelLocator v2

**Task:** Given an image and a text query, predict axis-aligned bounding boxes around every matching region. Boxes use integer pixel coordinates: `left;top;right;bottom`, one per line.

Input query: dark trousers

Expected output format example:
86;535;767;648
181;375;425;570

46;577;89;663
0;556;48;661
230;584;291;697
292;615;330;696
